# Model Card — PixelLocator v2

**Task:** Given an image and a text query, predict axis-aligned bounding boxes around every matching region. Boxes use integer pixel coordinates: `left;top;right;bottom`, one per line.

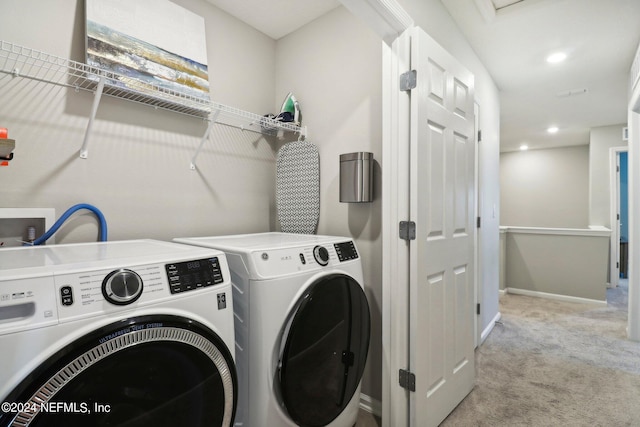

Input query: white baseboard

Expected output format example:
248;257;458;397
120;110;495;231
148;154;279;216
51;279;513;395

506;287;607;306
480;311;502;344
359;393;382;418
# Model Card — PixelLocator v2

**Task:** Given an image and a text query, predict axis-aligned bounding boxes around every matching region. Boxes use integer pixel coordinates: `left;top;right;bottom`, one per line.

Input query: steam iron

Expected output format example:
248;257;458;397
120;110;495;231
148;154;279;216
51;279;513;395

276;92;301;126
260;93;302;133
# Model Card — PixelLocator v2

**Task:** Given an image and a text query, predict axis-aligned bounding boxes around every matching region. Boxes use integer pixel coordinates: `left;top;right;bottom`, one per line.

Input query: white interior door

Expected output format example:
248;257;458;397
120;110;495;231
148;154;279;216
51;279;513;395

409;27;476;427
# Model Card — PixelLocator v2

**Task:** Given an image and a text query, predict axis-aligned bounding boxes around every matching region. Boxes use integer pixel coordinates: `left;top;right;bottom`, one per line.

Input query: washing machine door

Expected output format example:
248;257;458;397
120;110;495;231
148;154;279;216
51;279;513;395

0;315;236;427
278;273;370;427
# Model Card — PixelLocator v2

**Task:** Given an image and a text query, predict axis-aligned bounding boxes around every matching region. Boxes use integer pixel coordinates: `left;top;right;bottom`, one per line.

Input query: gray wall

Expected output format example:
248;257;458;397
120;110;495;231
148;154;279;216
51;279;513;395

501;145;589;228
504;229;609;302
589;124;628;227
275;6;384;401
502;124;628;230
0;0;279;242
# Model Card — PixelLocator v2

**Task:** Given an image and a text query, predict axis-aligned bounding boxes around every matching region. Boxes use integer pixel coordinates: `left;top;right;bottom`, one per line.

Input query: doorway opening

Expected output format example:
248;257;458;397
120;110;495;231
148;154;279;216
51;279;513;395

619;151;629;280
610;146;629;291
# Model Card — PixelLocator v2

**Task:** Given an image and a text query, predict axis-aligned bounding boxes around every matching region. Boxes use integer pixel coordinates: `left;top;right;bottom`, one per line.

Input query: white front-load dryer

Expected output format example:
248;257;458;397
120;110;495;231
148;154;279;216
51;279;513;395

174;232;371;427
0;239;237;427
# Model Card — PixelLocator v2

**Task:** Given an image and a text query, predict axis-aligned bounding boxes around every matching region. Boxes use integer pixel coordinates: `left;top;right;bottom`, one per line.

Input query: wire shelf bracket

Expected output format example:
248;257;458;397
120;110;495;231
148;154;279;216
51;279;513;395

190;109;221;171
79;76;105;159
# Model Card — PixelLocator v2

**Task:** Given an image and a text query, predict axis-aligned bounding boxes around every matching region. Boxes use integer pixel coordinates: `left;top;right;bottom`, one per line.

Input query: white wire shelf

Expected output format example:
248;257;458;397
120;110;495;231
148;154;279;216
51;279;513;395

0;40;214;118
212;102;304;135
0;40;306;158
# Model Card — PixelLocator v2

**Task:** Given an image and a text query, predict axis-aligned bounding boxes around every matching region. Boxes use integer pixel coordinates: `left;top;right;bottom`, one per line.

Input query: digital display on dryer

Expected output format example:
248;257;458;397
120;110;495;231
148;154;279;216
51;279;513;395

165;258;224;294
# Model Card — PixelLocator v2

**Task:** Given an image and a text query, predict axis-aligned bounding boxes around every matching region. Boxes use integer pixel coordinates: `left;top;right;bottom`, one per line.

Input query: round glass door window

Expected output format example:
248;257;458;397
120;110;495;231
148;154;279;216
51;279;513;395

0;315;237;427
278;274;370;427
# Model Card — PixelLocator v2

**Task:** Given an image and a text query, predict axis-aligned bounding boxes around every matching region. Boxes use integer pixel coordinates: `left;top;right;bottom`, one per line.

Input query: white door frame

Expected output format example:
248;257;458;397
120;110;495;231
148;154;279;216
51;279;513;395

381;28;412;427
628;111;640;340
474;102;481;347
609;146;628;288
379;16;478;427
627;44;640;341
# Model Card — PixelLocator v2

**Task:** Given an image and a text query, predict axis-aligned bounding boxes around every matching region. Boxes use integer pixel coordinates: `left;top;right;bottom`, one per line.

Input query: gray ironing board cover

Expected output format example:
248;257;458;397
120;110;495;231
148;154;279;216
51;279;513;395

276;140;320;234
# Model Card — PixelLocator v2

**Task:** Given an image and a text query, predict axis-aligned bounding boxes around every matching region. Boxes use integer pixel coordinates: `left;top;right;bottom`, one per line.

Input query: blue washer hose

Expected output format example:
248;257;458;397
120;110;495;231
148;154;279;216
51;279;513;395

32;203;108;245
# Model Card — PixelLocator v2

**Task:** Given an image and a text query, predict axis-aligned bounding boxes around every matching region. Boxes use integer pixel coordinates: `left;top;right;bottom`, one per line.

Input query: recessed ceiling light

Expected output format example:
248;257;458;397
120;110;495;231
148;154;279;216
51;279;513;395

520;144;529;151
547;126;559;134
546;52;567;64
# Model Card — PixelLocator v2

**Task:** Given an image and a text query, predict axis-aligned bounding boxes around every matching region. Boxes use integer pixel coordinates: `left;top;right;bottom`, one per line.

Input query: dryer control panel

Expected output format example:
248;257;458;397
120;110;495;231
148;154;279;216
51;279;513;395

165;257;224;294
250;240;359;278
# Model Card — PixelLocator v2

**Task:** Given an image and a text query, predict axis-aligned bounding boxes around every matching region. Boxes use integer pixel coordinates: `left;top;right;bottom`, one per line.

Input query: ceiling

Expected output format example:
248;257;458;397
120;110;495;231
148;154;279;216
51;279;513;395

205;0;640;152
442;0;640;152
204;0;340;40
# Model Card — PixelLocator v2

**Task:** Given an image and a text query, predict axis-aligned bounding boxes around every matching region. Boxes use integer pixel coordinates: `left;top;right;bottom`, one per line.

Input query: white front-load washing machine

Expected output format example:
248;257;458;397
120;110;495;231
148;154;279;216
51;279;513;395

173;232;370;427
0;239;237;427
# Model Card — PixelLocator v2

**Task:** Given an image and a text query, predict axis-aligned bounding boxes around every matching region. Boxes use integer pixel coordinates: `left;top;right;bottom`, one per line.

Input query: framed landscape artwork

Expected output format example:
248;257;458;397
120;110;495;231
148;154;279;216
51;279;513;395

85;0;209;102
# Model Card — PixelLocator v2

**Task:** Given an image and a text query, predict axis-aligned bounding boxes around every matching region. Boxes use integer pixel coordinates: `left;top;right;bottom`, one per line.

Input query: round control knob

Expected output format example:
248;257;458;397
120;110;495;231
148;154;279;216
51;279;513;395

313;246;330;266
102;269;143;305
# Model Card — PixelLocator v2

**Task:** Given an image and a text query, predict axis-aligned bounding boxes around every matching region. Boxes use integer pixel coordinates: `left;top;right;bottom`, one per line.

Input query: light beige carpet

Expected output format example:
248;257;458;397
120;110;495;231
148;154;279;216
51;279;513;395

356;408;381;426
442;281;640;426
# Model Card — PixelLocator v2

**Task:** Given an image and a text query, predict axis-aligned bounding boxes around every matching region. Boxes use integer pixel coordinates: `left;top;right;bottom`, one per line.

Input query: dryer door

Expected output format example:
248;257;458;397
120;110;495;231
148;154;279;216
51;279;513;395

278;273;370;427
0;315;236;427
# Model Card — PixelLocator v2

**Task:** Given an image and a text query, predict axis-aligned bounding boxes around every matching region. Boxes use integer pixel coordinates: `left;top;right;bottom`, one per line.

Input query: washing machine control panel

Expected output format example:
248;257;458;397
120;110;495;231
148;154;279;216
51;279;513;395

54;263;167;319
0;276;59;335
51;256;227;322
334;241;359;262
165;257;224;294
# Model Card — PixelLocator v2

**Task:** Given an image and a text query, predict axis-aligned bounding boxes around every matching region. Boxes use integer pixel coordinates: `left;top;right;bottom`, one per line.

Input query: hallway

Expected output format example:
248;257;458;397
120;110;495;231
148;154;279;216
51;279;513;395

441;282;640;426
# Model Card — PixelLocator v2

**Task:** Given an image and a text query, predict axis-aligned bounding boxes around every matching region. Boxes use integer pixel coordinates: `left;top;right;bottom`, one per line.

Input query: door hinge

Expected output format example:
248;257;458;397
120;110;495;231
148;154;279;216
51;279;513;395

617;213;620;220
478;130;482;142
617;262;620;269
399;369;416;392
399;221;416;241
400;70;417;91
477;216;481;228
477;303;481;315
